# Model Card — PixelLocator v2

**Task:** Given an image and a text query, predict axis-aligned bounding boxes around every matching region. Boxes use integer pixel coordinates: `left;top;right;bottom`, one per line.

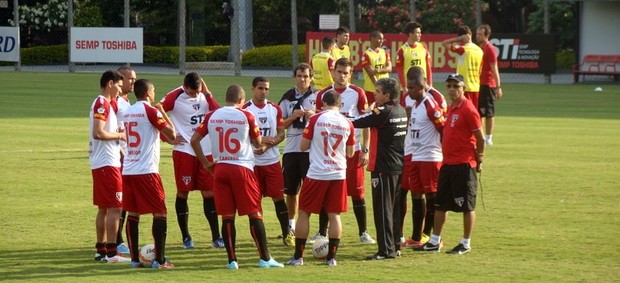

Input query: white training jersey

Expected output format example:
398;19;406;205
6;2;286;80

121;101;169;175
116;96;131;154
158;86;220;156
303;110;355;180
279;89;317;154
409;95;444;162
89;95;121;169
403;95;416;156
316;84;368;151
195;106;260;171
242;100;283;166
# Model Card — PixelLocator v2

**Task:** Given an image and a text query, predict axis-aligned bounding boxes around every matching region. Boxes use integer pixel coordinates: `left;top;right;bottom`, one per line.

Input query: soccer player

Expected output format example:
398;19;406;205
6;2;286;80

351;78;408;260
286;90;355;267
415;74;485;255
331;26;351;60
121;79;176;268
441;25;483;109
361;30;392;106
401;67;445;249
314;58;375;245
396;21;433;94
310;36;336;90
114;66;137;256
89;70;130;263
155;72;224;249
242;77;291;246
476;24;503;146
278;63;317;238
190;84;284;270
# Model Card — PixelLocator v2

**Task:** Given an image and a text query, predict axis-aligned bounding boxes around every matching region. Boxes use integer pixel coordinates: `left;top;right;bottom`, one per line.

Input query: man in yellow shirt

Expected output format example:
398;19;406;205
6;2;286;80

441;25;483;109
361;30;392;106
331;26;351;60
396;22;432;94
310;36;336;90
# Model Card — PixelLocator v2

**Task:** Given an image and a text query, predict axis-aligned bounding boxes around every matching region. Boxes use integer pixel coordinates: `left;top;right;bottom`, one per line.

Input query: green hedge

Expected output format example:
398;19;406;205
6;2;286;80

556;49;575;69
143;45;229;64
242;45;306;67
22;45;69;65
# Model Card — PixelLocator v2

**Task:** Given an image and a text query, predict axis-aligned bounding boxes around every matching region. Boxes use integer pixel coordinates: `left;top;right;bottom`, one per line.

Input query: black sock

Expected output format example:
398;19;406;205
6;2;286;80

126;215;140;262
175;196;190;240
294;238;306;259
221;219;237;263
117;210;126;244
318;207;328;236
95;242;106;256
412;198;426;241
203;198;220;240
153;216;167;263
105;242;117;258
249;218;270;261
399;189;409;239
274;199;289;236
423;197;435;236
326;238;340;261
352;199;367;235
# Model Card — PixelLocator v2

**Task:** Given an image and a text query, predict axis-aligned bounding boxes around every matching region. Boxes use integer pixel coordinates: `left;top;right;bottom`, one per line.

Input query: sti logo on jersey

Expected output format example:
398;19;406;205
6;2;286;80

192;104;200;111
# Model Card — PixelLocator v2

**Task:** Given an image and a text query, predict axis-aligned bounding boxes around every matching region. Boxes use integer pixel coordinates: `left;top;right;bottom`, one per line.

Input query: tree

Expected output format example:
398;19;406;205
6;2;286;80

527;0;576;50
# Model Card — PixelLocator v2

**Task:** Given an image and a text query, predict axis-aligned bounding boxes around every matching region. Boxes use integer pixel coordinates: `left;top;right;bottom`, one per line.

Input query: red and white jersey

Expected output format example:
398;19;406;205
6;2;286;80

303;110;355;180
116;96;131;153
89;95;121;169
316;84;368;151
279;89;317;154
409;95;445;162
242;99;284;166
121;101;169;175
158;86;220;156
403;95;415;156
195;106;260;170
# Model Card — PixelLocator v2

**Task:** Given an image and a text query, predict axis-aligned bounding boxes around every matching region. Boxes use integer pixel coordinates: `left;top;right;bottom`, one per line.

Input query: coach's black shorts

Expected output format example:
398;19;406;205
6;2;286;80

282;152;310;195
436;164;477;212
478;85;496;118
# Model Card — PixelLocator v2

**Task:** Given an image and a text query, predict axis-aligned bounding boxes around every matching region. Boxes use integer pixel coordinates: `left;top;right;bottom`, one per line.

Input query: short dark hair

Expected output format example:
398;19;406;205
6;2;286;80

183;72;201;90
404;21;422;34
293;63;314;78
133;79;152;100
370;30;382;39
225;84;245;103
321;90;342;107
376;78;399;100
406;66;425;82
99;70;123;88
336;26;350;35
334;57;353;69
252;76;269;87
457;25;472;36
322;36;336;50
478;24;491;37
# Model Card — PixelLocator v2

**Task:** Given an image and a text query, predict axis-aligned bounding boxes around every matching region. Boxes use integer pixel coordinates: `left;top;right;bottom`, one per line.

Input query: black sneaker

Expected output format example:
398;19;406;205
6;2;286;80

446;243;470;255
365;253;387;260
413;241;441;252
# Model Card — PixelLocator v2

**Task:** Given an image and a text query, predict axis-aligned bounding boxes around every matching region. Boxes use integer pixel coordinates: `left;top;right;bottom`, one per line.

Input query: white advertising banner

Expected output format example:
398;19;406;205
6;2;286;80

0;27;20;62
70;27;143;63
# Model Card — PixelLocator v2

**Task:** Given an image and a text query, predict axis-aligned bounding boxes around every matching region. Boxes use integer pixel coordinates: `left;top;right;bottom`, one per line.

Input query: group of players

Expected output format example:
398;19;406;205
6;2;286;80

88;21;500;269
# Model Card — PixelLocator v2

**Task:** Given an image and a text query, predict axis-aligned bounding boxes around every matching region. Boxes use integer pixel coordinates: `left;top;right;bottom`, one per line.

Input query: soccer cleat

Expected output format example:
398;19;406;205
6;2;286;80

359;232;376;244
182;237;194;249
413;241;441;252
401;238;425;248
421;233;431;244
446;243;471;255
94;252;105;261
151;259;174;269
395;250;402;257
283;230;295;247
258;257;284;268
129;261;142;268
286;257;304;266
117;243;130;256
102;255;132;263
306;232;325;244
227;261;239;270
212;237;225;248
365;253;387;260
325;258;337;266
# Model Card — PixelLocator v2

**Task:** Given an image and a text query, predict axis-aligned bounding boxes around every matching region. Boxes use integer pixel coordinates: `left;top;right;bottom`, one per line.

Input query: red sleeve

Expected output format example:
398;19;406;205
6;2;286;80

425;46;433;85
361;52;371;67
424;99;445;132
273;103;285;127
353;86;368;112
302;113;319;140
92;97;110;121
144;104;169;130
195;111;214;137
242;109;261;139
385;50;391;63
315;90;324;111
465;102;482;132
327;57;335;71
346;120;355;145
206;94;221;111
451;45;465;55
396;47;405;86
158;87;183;112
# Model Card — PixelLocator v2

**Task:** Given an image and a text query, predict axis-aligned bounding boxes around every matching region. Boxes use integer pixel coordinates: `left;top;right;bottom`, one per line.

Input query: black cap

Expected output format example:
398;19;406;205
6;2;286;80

445;73;465;83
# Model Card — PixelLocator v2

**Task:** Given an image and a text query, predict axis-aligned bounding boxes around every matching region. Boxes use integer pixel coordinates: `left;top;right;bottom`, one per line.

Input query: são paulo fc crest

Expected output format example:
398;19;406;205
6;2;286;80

182;176;192;185
259;117;268;124
192;104;200;111
116;192;123;201
454;197;464;207
371;178;379;188
450;114;459;127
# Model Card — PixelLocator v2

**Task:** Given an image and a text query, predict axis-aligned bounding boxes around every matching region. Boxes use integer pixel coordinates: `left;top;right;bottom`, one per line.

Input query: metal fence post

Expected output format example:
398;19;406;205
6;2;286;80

68;0;75;72
179;0;186;75
13;0;21;71
291;0;298;67
409;0;416;21
348;0;355;32
544;0;551;84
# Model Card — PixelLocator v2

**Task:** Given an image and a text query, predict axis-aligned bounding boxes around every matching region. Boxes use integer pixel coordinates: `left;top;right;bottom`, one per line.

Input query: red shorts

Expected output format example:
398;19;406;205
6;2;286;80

346;151;365;199
254;162;284;199
400;155;414;190
365;90;375;105
464;91;479;111
122;173;167;214
92;166;122;208
213;163;262;216
172;151;214;192
299;178;348;214
409;161;441;194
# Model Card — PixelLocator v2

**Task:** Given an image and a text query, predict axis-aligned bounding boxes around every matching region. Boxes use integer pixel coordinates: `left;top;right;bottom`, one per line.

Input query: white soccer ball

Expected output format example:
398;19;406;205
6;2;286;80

312;238;329;259
594;87;603;92
139;244;156;267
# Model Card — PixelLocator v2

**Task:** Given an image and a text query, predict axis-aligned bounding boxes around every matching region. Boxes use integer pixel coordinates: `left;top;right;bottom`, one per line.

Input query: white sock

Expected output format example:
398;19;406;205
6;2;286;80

486;134;493;142
288;219;296;230
461;238;471;249
430;234;441;245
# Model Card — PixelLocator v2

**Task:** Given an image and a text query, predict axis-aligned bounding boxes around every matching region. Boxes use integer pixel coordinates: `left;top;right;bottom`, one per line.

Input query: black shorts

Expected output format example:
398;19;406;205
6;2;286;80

436;164;477;212
478;85;496;118
282;152;310;195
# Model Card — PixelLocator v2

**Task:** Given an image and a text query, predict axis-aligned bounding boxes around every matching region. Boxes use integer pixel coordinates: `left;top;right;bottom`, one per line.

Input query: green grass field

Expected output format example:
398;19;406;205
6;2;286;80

0;71;619;282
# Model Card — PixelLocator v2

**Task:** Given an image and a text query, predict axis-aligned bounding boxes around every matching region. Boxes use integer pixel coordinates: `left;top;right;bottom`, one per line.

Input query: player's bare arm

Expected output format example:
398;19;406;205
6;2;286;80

92;119;126;142
491;63;503;99
189;131;215;174
473;128;485;172
359;127;370;166
299;137;311;152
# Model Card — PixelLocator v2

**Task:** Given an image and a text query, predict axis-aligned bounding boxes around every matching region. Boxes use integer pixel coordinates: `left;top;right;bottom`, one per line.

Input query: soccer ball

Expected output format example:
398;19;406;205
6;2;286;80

312;238;329;259
139;244;156;267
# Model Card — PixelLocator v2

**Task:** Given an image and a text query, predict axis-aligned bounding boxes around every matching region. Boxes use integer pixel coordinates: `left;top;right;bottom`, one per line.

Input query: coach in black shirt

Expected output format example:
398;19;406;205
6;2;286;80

351;77;407;260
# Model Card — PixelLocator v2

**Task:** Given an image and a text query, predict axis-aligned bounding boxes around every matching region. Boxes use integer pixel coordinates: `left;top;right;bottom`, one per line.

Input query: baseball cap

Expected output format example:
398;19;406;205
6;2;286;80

445;73;464;83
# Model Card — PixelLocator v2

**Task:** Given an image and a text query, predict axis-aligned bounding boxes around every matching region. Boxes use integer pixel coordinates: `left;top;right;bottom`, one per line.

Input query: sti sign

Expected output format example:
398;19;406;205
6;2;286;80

0;27;19;62
70;27;143;63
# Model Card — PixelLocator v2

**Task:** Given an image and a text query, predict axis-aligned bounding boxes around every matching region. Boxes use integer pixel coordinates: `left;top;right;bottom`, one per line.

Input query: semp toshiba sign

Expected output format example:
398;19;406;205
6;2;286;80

490;34;555;74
